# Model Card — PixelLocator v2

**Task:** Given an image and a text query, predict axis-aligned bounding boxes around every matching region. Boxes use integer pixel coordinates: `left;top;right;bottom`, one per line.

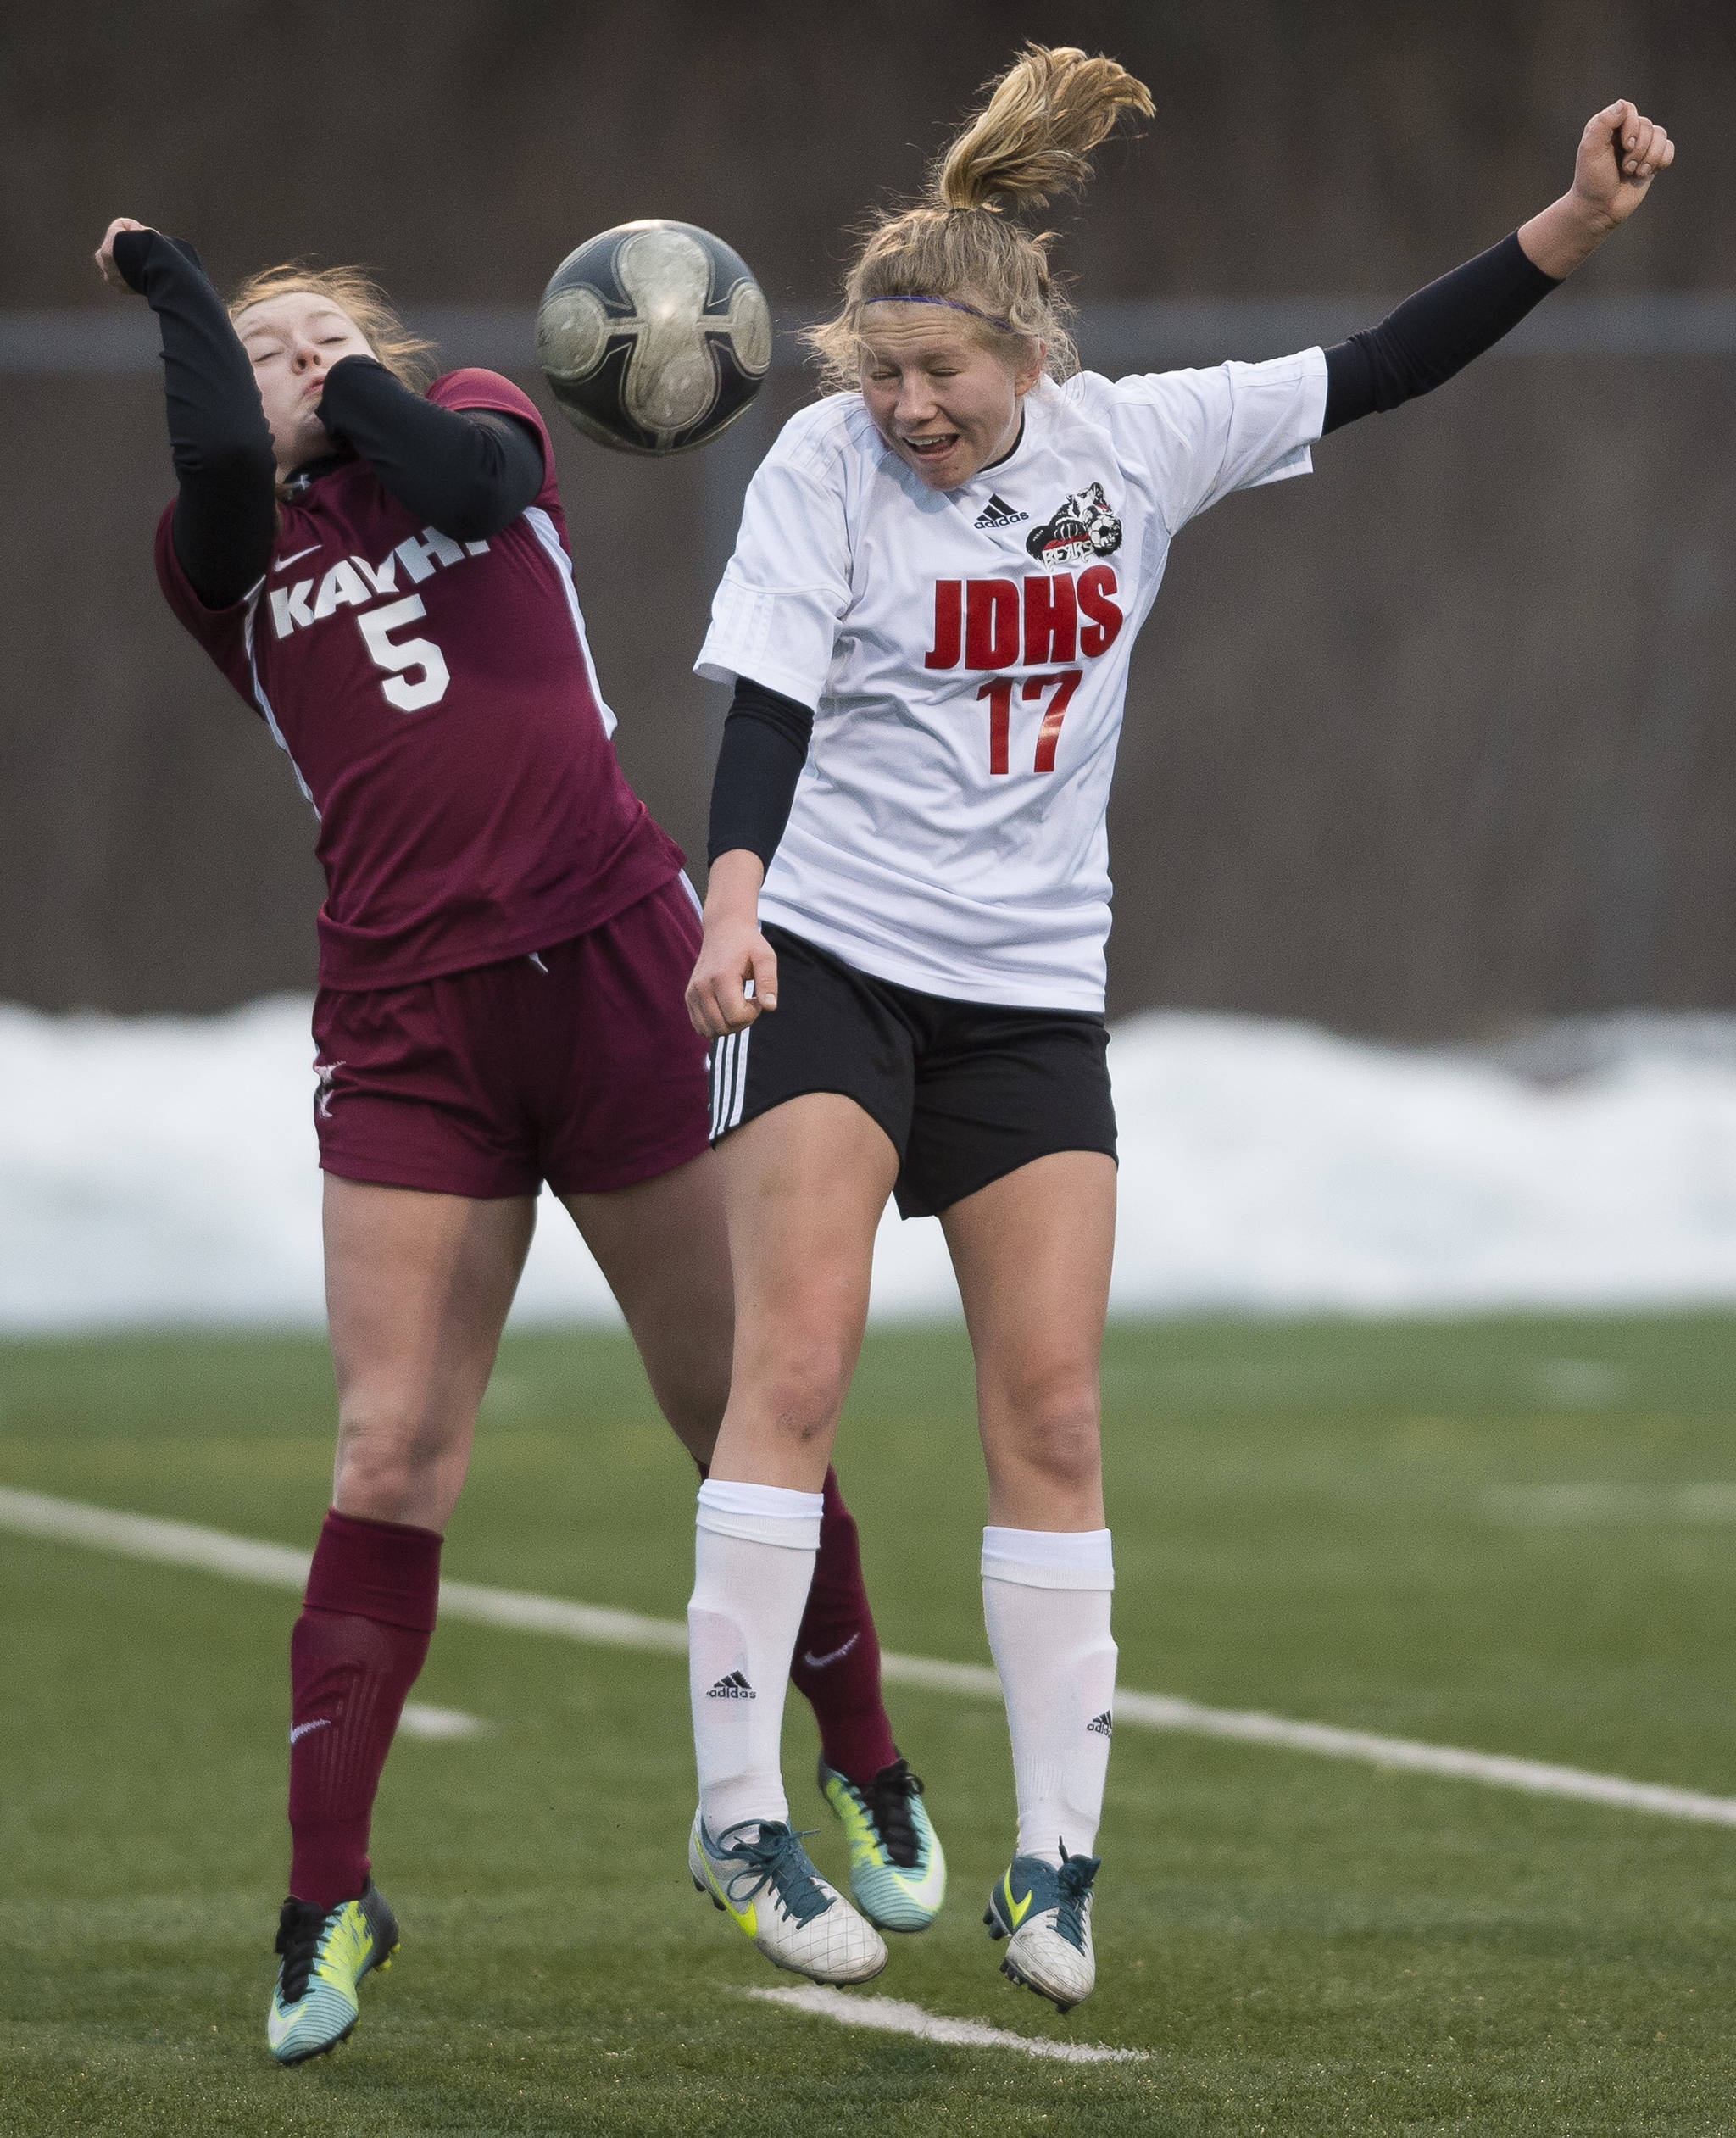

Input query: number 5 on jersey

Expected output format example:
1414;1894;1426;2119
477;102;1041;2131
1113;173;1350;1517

359;597;450;712
976;670;1082;775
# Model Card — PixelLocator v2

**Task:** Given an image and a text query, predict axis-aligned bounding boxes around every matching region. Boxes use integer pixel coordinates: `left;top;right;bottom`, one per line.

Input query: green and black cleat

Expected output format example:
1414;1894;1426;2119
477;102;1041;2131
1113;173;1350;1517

819;1756;947;1931
267;1879;399;2065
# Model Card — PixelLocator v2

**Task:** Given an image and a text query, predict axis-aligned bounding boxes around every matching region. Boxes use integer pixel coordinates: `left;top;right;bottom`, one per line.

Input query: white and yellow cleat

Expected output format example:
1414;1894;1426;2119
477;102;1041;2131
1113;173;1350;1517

689;1811;887;1984
266;1879;399;2065
818;1757;946;1933
984;1849;1099;2013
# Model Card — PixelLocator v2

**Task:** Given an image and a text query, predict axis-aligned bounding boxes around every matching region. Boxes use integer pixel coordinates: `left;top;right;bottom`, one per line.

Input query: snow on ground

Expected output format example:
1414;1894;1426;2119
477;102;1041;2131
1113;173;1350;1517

5;995;1736;1332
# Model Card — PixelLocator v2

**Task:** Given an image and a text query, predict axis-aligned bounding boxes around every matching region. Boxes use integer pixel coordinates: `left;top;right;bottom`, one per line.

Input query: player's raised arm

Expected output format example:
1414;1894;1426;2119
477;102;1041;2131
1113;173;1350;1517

1321;101;1673;437
314;358;544;543
97;218;278;607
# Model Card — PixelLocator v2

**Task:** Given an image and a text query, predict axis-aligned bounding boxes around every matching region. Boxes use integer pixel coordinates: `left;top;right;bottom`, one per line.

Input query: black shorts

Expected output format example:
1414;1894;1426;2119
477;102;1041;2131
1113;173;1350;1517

708;925;1117;1220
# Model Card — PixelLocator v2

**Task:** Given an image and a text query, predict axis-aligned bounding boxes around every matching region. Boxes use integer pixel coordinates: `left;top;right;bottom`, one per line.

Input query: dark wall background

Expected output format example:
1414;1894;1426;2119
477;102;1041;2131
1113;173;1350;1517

3;1;1732;1033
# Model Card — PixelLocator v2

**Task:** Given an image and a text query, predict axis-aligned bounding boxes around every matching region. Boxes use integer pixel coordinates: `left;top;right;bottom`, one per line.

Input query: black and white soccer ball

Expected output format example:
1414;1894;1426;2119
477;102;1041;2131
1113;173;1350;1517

536;220;772;455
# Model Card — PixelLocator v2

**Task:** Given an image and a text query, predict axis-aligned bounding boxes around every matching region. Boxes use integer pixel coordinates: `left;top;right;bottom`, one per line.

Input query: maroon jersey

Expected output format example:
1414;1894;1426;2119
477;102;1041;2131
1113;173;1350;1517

157;369;682;990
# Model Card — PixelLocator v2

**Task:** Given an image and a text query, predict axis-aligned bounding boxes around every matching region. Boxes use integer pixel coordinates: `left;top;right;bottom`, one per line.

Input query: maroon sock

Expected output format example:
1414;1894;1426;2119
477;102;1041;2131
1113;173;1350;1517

788;1467;899;1786
287;1508;442;1910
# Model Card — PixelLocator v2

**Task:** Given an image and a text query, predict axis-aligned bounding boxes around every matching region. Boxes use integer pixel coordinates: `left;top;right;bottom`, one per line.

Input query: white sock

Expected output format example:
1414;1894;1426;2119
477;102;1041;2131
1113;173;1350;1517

982;1526;1118;1865
688;1478;822;1838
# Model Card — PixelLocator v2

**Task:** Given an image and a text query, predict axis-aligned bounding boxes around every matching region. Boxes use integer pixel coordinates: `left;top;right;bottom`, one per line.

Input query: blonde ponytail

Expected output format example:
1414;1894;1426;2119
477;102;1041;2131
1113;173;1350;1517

807;44;1153;392
938;44;1155;214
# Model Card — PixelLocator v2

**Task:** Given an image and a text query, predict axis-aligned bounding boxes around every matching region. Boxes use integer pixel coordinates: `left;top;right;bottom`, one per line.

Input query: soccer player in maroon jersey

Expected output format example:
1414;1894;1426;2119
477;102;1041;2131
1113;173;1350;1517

95;216;943;2063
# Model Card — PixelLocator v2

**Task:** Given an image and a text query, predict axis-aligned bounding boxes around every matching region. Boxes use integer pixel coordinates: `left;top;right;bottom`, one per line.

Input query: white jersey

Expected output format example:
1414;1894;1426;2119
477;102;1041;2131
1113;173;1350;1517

695;349;1327;1011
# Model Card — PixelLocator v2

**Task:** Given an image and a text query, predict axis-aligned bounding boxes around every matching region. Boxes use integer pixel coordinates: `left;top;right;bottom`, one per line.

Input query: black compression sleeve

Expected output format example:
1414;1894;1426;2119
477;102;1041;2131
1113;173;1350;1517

114;228;277;608
1321;232;1560;436
707;676;815;868
316;358;544;540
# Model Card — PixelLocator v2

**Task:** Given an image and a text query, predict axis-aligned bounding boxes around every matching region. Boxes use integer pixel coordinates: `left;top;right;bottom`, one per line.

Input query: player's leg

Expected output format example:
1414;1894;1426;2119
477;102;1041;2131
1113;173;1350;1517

270;1177;533;2065
943;1149;1113;1530
695;1099;943;1933
560;1154;733;1464
941;1150;1119;2013
562;1150;904;1800
575;1161;943;1932
548;889;933;1918
326;1178;535;1528
684;1092;899;1980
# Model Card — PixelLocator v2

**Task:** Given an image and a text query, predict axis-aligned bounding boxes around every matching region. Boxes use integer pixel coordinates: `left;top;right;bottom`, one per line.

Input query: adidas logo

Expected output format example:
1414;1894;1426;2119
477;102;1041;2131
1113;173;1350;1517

974;492;1027;529
1086;1711;1113;1738
707;1670;756;1701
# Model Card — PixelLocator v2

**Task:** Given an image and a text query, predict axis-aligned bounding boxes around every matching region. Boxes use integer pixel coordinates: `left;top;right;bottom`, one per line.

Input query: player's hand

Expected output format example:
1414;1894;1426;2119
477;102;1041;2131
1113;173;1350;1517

1521;103;1673;277
687;915;779;1038
687;853;778;1037
1571;101;1673;231
95;217;153;292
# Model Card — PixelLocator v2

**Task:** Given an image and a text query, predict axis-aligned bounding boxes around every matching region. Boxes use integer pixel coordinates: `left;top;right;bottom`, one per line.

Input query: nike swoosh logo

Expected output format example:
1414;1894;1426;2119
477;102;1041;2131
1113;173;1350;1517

1003;1871;1034;1929
273;545;320;572
289;1718;332;1745
801;1634;860;1670
700;1845;758;1938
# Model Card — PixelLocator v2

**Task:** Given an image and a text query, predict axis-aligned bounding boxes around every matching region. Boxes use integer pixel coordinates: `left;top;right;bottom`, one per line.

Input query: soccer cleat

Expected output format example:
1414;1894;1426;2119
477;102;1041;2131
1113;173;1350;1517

688;1810;887;1984
983;1847;1100;2013
266;1879;399;2065
818;1756;947;1932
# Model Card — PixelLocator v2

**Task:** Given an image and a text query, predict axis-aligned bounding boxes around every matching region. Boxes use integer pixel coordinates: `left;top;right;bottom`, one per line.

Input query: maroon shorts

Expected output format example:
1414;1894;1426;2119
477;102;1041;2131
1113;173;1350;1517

311;877;709;1199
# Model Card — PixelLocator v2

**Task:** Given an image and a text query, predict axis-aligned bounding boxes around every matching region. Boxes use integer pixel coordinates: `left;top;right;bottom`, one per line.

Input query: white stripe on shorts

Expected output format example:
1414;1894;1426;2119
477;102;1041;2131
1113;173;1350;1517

709;1027;753;1141
713;1032;736;1140
709;1033;732;1140
727;1027;751;1133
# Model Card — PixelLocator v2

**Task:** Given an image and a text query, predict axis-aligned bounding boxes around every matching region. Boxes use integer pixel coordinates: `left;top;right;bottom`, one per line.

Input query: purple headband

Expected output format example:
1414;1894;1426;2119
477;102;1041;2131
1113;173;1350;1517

867;293;1019;334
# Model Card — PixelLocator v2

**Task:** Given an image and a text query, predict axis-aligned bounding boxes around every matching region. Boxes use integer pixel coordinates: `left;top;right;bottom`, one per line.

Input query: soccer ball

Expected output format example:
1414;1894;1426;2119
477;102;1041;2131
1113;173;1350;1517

536;220;773;455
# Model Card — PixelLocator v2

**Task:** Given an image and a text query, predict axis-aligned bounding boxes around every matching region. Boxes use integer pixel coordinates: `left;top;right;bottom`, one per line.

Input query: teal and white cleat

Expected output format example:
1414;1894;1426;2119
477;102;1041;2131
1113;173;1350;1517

689;1811;887;1984
266;1880;399;2065
983;1848;1100;2013
818;1756;946;1932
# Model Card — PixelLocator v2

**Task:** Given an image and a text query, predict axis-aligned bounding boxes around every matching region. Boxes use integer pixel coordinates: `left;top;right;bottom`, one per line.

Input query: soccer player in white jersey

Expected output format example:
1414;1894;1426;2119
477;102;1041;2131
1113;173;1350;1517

682;44;1673;2007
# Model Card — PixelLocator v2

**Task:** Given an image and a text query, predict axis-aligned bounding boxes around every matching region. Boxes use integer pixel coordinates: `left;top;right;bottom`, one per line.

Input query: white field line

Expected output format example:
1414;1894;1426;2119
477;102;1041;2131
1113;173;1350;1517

7;1484;1736;1829
737;1984;1148;2063
874;1650;1736;1826
398;1701;488;1740
1485;1483;1736;1526
0;1486;685;1653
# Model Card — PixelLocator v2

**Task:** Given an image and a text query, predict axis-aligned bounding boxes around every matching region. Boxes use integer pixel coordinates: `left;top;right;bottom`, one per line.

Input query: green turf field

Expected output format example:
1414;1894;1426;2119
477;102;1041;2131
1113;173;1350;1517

3;1312;1734;2135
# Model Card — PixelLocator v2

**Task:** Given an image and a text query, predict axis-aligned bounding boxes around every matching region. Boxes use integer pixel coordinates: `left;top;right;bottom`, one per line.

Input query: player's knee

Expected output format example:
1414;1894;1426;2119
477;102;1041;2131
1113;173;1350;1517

333;1408;460;1520
1000;1369;1102;1492
756;1348;854;1449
